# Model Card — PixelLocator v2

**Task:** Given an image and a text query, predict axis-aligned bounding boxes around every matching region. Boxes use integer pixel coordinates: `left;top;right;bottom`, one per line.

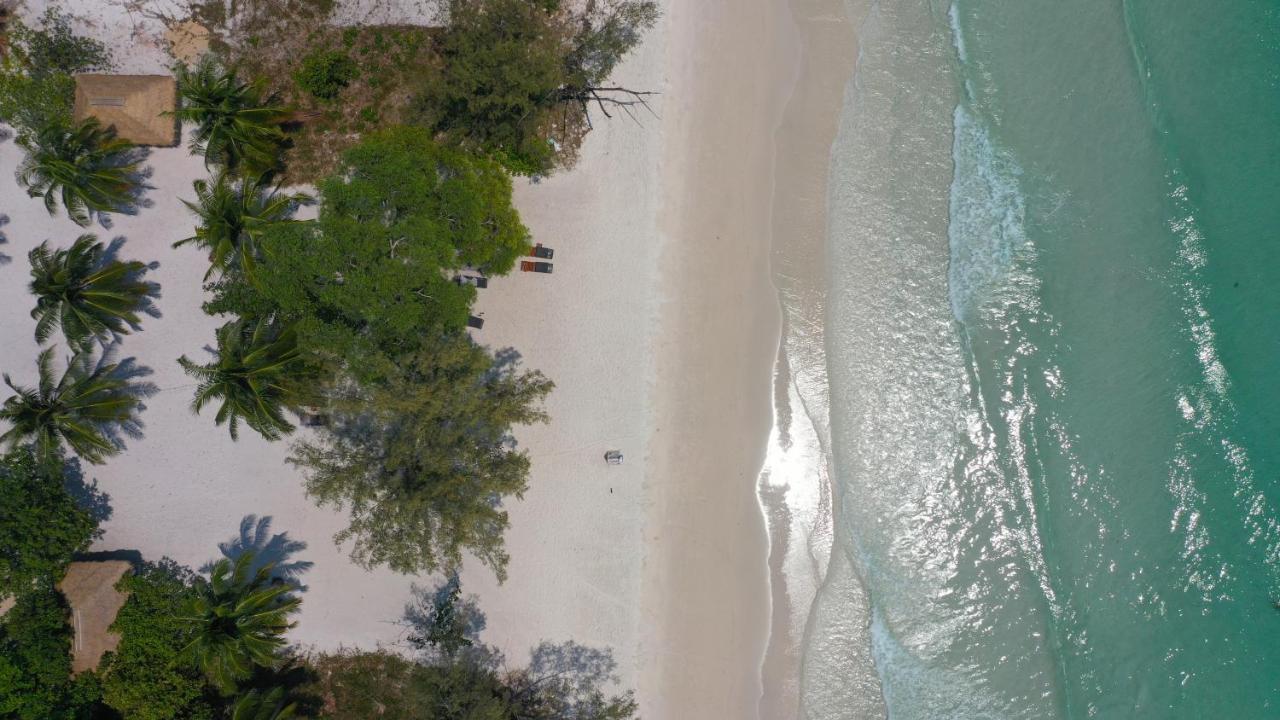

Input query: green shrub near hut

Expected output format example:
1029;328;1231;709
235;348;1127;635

294;49;357;100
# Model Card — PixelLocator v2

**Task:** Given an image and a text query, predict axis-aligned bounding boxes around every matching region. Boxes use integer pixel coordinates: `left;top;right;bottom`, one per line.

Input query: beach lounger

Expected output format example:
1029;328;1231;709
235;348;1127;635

454;274;489;288
529;243;555;259
520;261;553;273
467;316;485;329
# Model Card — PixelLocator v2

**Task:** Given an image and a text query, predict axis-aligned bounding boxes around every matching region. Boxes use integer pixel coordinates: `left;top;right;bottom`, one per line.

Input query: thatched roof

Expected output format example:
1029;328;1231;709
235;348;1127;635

73;74;178;147
58;560;133;674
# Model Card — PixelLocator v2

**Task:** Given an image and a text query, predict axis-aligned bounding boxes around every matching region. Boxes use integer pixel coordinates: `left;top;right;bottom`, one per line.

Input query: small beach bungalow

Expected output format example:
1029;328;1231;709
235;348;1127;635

72;74;178;146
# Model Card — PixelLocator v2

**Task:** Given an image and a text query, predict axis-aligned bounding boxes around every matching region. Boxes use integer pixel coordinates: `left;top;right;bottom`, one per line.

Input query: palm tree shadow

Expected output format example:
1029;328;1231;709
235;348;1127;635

101;236;162;324
0;214;10;266
96;149;155;227
203;514;313;592
95;348;158;447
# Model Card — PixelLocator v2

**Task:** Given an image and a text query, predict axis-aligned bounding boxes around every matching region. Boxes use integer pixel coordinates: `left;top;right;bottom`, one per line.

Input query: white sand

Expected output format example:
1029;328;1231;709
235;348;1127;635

0;0;805;715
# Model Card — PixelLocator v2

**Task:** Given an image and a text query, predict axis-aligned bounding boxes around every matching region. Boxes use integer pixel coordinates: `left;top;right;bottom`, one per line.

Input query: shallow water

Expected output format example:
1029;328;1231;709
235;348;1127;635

794;0;1280;716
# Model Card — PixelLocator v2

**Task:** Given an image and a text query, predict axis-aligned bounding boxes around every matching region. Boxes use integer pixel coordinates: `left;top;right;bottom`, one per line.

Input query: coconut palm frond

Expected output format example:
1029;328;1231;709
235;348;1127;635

178;319;310;442
27;235;154;349
15;119;141;227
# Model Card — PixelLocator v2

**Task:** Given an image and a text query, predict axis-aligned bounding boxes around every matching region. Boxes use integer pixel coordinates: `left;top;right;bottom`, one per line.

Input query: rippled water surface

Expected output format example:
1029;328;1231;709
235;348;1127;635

797;0;1280;717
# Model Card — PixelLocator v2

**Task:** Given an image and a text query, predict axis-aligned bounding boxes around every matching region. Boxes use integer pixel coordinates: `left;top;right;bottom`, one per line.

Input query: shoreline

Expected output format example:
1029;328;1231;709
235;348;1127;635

758;0;864;716
637;0;795;715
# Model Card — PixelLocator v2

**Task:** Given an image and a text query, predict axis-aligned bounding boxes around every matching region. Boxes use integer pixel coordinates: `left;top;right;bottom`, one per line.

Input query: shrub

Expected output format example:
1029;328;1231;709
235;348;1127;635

0;588;102;719
0;448;98;600
98;560;218;720
294;50;357;100
0;8;111;135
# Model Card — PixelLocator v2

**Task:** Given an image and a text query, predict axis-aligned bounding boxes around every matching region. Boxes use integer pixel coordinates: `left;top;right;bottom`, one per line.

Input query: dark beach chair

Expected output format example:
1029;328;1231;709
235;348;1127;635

530;243;555;259
467;316;485;329
520;261;553;273
454;274;489;289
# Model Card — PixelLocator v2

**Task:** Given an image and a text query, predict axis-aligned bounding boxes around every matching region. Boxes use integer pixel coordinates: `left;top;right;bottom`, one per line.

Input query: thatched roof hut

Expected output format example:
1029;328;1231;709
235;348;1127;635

73;74;178;146
57;560;133;674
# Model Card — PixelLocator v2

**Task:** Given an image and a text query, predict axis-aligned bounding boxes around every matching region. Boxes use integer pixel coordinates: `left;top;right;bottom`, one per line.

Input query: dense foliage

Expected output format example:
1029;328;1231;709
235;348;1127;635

210;126;529;380
0;347;146;465
28;234;155;350
0;588;100;720
294;50;357;100
419;0;659;174
99;560;219;720
0;8;111;136
0;449;97;601
292;333;552;579
16;118;141;227
302;644;637;720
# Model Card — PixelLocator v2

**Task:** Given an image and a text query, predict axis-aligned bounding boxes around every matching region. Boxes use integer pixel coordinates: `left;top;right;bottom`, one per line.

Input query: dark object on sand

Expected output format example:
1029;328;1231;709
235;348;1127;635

604;450;624;465
520;261;553;274
467;315;485;329
530;243;554;259
454;274;488;288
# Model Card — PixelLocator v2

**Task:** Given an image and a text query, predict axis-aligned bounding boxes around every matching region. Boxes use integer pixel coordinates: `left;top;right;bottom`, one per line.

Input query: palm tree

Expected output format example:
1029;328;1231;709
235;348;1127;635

175;172;308;281
179;551;300;693
174;59;292;175
177;319;308;441
28;235;154;350
230;688;297;720
0;347;143;464
16;118;141;227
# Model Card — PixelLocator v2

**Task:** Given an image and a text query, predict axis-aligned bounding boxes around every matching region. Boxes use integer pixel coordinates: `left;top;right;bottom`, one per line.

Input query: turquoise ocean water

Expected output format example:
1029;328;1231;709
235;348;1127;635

800;0;1280;716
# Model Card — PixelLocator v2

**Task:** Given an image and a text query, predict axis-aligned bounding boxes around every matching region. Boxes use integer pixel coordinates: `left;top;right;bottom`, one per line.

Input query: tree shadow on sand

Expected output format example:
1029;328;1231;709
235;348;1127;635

203;514;314;592
60;456;112;527
401;575;498;666
92;347;158;452
93;148;155;230
0;214;10;266
98;235;163;331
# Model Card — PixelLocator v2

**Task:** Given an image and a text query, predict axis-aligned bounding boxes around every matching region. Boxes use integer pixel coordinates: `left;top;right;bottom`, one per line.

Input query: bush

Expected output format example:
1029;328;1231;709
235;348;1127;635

294;50;357;100
0;8;111;135
98;560;218;720
0;589;102;719
0;449;98;600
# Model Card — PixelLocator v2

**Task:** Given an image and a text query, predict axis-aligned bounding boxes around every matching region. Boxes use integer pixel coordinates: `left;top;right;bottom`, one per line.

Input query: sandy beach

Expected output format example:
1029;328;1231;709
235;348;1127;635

0;0;832;715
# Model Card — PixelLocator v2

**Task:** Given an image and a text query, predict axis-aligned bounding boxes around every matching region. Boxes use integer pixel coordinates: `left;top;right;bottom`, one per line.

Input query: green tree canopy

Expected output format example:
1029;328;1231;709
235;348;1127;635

426;0;566;174
179;552;301;694
300;643;638;720
99;560;219;720
16;118;141;227
0;448;97;601
0;347;147;465
28;234;155;350
291;333;552;580
0;8;111;136
419;0;659;174
301;651;511;720
0;588;102;719
215;126;529;380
